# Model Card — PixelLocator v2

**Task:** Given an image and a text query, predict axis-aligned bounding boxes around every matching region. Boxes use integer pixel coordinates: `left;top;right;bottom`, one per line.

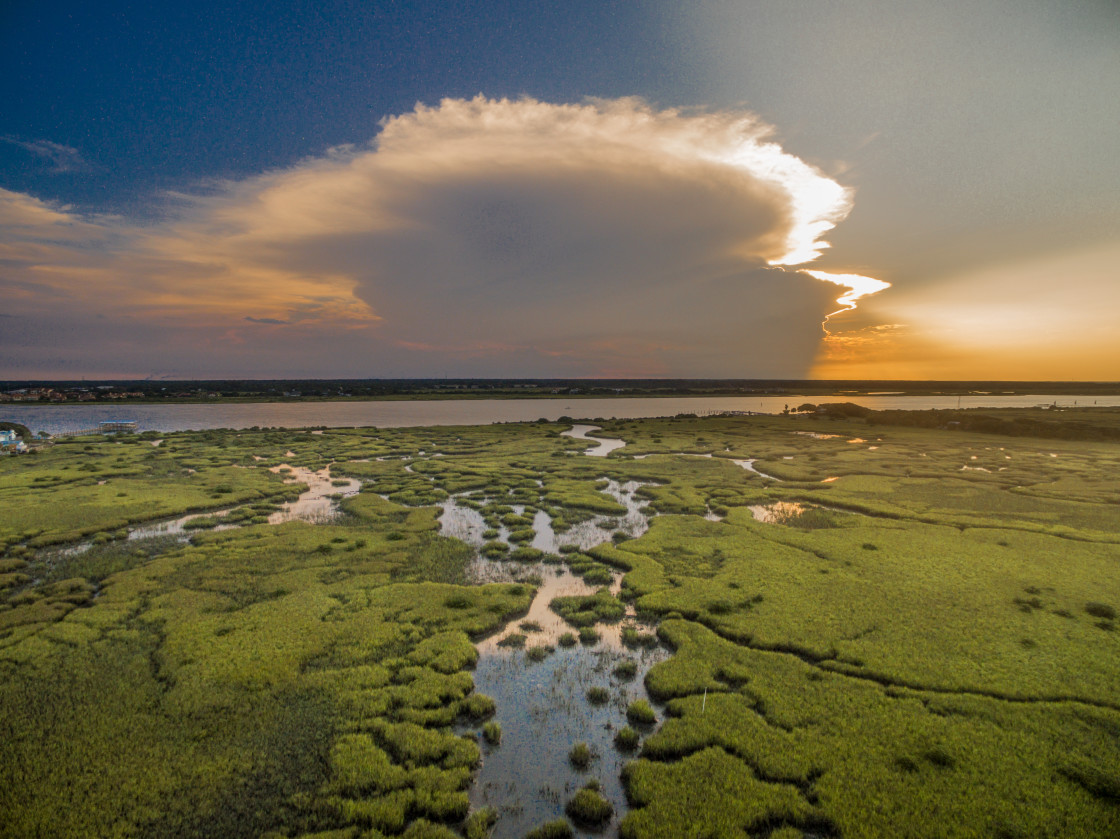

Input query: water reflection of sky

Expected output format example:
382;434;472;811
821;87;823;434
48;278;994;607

433;454;667;836
468;640;667;838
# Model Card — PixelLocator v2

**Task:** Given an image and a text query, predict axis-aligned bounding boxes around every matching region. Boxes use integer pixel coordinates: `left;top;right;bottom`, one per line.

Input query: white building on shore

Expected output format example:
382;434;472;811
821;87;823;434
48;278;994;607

0;429;27;453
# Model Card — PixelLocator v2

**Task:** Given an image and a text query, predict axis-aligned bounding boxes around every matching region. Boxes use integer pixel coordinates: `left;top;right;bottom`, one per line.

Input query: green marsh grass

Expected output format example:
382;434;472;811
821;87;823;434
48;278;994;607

565;781;613;826
614;725;640;751
612;659;638;680
481;721;501;745
526;645;552;662
4;414;1120;837
626;699;657;726
568;741;593;769
463;805;498;839
524;819;575;839
549;588;625;627
586;686;610;705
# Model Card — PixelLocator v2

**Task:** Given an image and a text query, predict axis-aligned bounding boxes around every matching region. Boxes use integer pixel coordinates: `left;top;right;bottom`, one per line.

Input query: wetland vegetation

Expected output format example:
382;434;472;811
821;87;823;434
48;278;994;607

2;408;1119;837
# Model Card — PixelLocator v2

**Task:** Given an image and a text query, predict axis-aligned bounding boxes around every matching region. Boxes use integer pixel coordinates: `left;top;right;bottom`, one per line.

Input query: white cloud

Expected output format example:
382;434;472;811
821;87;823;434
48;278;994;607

1;97;873;378
1;138;92;173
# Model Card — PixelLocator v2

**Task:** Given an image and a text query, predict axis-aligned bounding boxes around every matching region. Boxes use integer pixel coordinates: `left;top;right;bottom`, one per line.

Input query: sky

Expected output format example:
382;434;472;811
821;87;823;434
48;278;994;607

2;0;1118;381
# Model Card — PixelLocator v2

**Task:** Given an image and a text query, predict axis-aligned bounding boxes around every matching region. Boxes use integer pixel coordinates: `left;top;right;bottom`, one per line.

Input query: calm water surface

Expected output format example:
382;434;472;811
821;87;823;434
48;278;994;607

8;394;1118;434
423;433;667;836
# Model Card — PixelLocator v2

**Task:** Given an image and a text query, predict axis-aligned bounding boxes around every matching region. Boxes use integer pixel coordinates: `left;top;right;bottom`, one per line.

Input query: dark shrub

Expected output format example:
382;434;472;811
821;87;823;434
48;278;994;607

1086;602;1117;620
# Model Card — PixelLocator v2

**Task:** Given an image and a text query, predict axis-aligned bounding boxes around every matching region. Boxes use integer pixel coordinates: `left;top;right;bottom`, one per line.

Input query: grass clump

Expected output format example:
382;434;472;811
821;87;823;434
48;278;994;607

525;819;574;839
586;686;610;705
581;565;613;586
460;693;496;720
578;627;600;645
497;633;526;649
613;659;639;680
550;588;625;627
626;699;657;726
464;806;498;839
569;741;593;769
565;781;613;826
614;726;640;752
558;631;578;647
481;721;501;745
525;645;552;662
481;540;508;559
621;625;658;649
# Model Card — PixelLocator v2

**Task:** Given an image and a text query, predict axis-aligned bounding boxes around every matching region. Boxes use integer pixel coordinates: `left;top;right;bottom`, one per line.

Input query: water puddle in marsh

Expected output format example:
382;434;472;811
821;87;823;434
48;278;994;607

750;500;815;523
749;500;865;526
562;423;627;457
733;458;783;481
467;641;666;838
476;562;642;653
124;508;241;543
438;499;489;547
125;465;360;539
440;480;651;560
266;465;361;524
438;479;668;837
50;465;363;557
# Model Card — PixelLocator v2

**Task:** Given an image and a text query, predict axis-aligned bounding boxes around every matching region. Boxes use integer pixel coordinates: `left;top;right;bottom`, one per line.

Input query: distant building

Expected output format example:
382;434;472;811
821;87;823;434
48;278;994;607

0;430;27;453
2;388;56;402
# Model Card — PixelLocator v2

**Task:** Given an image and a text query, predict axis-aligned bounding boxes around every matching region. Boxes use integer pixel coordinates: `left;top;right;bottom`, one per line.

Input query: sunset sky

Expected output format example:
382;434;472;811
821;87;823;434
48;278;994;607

2;1;1118;381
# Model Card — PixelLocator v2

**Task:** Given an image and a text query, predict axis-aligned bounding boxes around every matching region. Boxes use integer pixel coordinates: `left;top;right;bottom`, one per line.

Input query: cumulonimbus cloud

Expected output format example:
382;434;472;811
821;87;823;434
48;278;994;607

0;97;881;378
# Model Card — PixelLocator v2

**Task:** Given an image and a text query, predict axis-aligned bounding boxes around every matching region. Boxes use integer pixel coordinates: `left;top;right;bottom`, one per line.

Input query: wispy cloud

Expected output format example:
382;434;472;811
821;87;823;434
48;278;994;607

2;138;93;173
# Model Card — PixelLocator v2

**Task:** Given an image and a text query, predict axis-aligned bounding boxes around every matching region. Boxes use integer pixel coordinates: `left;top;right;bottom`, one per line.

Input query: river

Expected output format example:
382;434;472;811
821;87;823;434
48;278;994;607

6;393;1118;435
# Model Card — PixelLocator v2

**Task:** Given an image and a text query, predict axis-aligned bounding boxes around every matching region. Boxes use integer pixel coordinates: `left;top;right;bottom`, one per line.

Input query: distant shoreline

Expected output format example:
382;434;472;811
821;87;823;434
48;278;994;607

5;379;1120;407
8;394;1120;438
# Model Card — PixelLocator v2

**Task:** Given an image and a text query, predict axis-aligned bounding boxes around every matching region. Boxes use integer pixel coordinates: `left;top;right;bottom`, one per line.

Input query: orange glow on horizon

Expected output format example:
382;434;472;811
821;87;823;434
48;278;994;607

809;242;1120;381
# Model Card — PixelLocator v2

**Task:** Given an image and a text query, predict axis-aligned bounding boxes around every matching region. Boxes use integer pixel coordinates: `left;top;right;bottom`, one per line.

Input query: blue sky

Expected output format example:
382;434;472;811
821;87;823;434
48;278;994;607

2;1;1118;379
2;1;673;211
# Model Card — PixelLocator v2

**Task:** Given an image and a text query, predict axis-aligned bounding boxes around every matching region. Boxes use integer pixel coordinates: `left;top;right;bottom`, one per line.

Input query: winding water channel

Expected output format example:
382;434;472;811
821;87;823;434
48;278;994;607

431;428;669;837
561;423;630;457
